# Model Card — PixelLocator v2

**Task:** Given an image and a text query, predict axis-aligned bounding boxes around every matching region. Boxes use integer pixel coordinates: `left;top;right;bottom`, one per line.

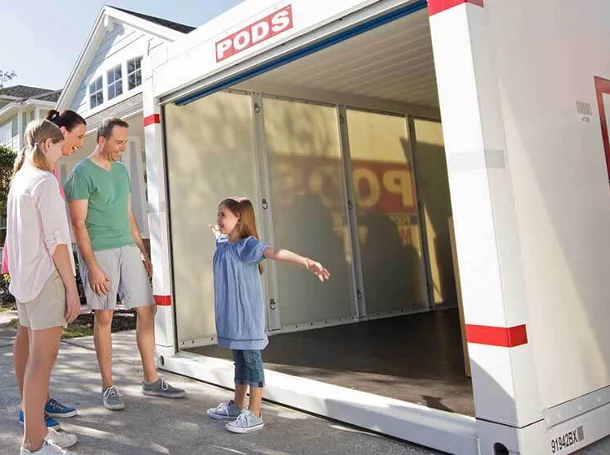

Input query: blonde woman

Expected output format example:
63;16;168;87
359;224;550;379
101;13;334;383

6;119;80;454
4;109;86;432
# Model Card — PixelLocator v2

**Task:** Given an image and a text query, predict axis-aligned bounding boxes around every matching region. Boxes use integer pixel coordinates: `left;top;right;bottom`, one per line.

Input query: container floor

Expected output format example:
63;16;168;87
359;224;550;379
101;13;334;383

186;308;475;416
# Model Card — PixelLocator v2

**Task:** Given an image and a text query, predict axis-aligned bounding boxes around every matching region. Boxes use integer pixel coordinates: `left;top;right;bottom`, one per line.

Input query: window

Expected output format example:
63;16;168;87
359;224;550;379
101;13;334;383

0;122;12;148
127;57;143;90
89;76;103;108
107;64;123;100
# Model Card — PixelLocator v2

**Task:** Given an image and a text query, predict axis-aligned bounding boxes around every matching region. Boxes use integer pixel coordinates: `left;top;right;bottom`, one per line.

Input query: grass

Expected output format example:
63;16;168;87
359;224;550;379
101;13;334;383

1;308;135;339
0;306;9;312
5;318;18;329
3;318;94;338
62;323;94;339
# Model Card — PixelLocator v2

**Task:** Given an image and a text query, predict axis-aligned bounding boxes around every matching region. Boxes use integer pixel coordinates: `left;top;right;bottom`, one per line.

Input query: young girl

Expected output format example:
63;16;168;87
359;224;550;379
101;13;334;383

7;119;80;455
207;197;330;434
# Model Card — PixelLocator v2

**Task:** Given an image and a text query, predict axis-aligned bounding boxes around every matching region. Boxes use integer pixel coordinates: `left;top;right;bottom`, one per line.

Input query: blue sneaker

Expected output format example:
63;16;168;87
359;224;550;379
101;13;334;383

18;410;62;429
45;399;77;418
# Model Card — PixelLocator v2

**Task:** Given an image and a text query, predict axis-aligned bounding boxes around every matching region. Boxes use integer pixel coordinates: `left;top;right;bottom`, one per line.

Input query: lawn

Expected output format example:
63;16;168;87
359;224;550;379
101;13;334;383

2;310;136;339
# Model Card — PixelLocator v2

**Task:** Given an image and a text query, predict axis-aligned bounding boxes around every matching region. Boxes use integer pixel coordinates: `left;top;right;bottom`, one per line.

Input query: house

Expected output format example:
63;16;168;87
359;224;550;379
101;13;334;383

0;85;61;151
55;5;195;239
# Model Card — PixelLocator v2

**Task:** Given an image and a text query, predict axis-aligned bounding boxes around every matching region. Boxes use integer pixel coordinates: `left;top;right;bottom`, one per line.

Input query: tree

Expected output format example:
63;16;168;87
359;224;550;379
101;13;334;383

0;145;16;304
0;144;16;228
0;70;17;89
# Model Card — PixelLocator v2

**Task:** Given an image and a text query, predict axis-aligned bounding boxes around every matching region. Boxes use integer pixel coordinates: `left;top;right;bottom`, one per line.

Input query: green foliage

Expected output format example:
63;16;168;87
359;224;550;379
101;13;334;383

0;144;16;222
0;273;13;304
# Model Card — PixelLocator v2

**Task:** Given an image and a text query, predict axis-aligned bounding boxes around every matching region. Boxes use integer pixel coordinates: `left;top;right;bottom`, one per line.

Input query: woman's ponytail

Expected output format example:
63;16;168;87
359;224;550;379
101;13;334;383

46;109;61;123
11;147;27;177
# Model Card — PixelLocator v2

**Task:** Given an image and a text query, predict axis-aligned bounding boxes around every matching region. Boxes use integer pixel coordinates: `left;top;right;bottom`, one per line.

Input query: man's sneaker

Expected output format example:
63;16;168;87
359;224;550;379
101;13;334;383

19;411;61;429
226;409;264;434
142;378;186;399
207;401;243;421
45;428;78;449
45;399;77;419
20;440;78;454
102;385;125;411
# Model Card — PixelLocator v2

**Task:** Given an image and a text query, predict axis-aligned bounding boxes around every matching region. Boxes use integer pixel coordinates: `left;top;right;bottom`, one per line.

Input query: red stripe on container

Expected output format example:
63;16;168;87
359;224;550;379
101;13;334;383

428;0;484;16
466;324;528;347
154;295;172;306
144;114;161;127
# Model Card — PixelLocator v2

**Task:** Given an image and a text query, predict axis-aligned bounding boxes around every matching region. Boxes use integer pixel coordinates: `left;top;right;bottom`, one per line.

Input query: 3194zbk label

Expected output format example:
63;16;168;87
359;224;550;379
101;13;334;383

550;426;584;453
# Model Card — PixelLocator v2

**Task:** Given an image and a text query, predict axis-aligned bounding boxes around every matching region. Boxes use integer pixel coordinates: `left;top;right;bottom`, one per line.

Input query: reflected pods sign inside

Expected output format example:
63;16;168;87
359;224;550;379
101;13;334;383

215;5;293;63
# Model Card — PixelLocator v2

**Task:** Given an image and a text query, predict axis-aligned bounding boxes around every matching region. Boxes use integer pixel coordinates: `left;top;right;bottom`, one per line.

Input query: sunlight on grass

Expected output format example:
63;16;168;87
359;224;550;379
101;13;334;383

6;318;18;329
62;323;94;339
2;318;93;339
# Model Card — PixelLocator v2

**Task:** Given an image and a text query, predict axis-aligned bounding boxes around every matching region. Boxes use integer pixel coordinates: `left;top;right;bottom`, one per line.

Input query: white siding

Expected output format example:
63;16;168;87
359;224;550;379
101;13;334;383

69;23;165;116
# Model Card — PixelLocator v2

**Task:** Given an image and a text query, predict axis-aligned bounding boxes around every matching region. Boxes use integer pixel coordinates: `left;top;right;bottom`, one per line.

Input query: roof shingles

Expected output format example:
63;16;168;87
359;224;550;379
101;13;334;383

0;85;61;101
110;7;195;34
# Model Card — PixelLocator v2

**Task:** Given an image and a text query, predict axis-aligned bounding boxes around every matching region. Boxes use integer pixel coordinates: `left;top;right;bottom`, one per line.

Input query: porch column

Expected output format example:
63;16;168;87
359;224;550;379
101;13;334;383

16;109;23;151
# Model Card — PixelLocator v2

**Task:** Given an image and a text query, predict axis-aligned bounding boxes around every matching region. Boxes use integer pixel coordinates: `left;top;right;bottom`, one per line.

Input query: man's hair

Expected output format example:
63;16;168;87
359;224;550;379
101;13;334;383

97;117;129;141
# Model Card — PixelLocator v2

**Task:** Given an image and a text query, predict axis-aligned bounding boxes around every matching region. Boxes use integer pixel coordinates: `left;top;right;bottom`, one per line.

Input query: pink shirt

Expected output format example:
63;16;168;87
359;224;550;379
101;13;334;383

5;163;74;302
1;169;65;274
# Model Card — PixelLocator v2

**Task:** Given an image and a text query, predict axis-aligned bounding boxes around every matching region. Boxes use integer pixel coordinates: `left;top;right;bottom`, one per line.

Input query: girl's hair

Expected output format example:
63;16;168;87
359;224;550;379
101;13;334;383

220;197;263;273
46;109;86;131
12;119;64;177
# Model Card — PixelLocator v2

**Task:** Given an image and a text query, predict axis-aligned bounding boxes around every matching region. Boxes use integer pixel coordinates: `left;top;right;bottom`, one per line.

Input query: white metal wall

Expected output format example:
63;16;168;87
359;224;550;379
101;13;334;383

430;0;610;452
485;0;610;411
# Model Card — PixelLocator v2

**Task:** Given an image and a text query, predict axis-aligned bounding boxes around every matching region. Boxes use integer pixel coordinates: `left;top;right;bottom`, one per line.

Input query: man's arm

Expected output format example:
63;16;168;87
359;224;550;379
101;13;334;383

69;199;110;296
128;198;152;278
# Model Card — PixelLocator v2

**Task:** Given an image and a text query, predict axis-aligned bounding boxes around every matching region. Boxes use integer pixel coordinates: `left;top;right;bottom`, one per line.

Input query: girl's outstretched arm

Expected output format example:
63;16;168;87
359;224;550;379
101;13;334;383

263;247;331;282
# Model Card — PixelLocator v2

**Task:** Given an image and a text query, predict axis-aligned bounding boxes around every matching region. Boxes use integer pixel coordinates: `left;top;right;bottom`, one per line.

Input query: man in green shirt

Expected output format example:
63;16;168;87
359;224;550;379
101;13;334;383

65;117;185;410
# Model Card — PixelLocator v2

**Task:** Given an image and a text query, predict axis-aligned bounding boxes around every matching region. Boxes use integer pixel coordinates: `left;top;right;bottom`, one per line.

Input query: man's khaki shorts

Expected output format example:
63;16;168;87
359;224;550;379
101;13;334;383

17;270;67;330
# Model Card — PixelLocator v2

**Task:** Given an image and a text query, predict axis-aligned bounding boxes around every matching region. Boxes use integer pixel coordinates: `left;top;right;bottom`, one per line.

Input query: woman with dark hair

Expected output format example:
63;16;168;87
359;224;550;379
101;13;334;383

2;110;86;441
45;110;86;158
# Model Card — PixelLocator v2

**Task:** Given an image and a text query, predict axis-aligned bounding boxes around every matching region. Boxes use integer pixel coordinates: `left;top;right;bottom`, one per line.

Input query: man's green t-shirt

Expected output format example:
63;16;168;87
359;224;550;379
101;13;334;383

64;159;135;252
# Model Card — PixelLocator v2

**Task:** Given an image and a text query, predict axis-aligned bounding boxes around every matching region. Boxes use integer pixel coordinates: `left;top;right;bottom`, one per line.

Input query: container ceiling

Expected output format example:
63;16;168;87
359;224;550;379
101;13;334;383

237;9;438;109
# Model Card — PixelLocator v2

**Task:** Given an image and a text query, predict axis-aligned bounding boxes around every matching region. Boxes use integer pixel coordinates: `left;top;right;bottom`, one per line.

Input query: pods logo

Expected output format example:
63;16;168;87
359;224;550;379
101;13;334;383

215;5;293;63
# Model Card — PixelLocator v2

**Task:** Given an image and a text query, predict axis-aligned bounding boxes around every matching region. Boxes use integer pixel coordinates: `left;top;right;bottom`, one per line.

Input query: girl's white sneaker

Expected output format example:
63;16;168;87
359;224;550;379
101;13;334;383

20;440;79;454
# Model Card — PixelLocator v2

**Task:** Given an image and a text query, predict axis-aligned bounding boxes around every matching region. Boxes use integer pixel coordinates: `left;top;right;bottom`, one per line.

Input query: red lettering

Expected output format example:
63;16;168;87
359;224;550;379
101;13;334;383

271;10;291;33
251;21;270;44
215;5;293;62
234;30;251;51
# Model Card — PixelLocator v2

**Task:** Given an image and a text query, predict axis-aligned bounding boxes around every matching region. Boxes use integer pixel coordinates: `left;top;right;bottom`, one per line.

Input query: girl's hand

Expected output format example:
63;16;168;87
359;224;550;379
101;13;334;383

209;224;221;239
305;258;331;282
